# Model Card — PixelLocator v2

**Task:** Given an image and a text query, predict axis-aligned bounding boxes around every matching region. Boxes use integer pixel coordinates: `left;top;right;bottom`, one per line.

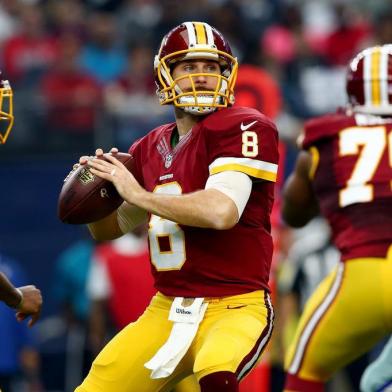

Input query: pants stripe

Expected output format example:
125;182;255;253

288;263;345;375
236;291;274;380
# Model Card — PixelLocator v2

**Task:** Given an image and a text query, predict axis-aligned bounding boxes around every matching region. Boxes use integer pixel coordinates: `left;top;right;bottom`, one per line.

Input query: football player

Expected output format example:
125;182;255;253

282;45;392;391
0;271;42;326
0;79;14;144
75;21;279;392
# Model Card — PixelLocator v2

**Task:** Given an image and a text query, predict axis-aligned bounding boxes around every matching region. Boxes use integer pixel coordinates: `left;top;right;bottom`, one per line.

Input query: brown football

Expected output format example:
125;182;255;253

58;152;134;224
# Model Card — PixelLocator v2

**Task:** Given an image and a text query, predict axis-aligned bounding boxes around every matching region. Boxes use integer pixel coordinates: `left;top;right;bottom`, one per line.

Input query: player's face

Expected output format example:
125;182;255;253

172;60;221;92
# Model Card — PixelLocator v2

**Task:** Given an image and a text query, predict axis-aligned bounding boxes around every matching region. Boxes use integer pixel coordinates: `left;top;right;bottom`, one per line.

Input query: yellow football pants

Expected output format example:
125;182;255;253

76;290;274;392
285;248;392;383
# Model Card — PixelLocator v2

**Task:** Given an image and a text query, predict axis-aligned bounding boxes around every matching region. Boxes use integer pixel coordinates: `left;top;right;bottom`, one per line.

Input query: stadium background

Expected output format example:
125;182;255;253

0;0;390;391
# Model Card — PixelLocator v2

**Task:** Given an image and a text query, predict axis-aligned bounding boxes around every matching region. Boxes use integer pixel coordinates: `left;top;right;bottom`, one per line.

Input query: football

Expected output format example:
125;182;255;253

58;152;134;224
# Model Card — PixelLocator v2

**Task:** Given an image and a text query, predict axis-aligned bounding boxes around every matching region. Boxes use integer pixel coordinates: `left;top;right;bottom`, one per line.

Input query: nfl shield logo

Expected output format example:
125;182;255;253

78;168;95;185
165;154;173;168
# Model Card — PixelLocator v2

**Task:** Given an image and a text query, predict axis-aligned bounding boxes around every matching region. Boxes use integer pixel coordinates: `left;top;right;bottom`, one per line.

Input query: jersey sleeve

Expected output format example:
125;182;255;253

207;118;279;182
128;138;144;186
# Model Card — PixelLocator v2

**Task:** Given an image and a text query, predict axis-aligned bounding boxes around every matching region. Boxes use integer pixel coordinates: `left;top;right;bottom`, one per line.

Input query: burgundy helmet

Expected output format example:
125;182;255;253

347;45;392;115
154;21;238;115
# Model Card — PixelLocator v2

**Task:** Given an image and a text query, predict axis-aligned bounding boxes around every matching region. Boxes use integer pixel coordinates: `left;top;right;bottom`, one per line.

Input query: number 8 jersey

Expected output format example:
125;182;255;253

129;106;279;297
302;110;392;261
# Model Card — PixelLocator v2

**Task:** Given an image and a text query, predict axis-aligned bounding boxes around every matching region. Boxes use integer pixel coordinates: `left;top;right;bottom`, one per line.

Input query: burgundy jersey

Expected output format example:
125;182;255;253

302;111;392;260
129;106;279;297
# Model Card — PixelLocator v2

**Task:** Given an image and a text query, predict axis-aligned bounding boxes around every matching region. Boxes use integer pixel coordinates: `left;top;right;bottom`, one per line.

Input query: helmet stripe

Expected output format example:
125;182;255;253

364;48;372;107
205;23;214;46
184;22;196;46
371;47;381;106
380;46;389;106
194;22;207;44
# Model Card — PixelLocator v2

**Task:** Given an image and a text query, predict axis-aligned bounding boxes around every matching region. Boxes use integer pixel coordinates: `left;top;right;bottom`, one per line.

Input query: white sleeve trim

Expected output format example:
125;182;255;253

205;171;252;218
209;156;278;182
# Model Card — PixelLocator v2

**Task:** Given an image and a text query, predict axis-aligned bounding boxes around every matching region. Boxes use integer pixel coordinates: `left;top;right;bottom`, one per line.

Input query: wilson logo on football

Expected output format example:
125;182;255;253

78;168;95;185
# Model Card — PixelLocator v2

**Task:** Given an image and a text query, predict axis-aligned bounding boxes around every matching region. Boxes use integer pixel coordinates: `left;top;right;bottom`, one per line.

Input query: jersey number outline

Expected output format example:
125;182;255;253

242;131;258;157
339;125;390;207
148;182;186;271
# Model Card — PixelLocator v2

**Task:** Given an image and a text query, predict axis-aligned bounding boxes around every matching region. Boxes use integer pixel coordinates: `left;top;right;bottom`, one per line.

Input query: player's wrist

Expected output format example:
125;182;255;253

7;288;23;309
127;187;148;208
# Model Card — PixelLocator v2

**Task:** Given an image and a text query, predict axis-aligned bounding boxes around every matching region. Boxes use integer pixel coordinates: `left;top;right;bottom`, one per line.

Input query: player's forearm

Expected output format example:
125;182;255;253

0;272;22;308
131;188;238;229
87;211;123;241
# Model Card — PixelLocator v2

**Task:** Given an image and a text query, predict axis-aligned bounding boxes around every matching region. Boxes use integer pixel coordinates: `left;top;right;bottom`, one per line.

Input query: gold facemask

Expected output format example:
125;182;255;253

0;80;14;144
155;48;238;114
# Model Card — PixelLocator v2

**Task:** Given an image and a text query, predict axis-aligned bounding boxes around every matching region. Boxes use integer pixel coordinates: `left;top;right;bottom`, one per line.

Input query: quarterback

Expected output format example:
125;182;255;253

282;45;392;391
75;22;279;392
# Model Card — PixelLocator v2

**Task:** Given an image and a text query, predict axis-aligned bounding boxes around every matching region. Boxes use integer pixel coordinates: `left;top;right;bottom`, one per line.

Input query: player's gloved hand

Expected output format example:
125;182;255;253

14;285;43;327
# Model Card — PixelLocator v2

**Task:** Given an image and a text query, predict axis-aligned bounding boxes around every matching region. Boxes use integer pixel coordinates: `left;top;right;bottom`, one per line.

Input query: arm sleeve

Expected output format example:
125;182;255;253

205;171;252;218
128;138;145;186
207;118;279;182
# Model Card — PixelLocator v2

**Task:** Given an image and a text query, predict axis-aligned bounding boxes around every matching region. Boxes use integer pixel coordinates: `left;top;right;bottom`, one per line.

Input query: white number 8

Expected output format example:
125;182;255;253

148;182;186;271
242;131;258;157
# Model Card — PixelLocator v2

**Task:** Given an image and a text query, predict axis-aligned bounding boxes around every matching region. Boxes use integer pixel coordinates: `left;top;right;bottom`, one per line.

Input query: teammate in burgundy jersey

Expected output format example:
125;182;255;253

75;22;278;392
282;45;392;392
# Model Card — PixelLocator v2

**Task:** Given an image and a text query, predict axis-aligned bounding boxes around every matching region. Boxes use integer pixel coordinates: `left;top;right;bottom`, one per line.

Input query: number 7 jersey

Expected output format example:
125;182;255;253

302;110;392;261
129;106;279;297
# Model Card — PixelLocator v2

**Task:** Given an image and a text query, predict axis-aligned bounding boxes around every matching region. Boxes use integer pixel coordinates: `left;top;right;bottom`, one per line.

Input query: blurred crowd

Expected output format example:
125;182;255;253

0;0;391;157
1;0;392;391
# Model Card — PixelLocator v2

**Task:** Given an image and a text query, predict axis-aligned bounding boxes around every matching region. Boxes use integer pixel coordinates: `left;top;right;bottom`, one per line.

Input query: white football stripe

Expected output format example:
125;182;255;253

204;23;214;46
381;46;389;106
184;22;196;46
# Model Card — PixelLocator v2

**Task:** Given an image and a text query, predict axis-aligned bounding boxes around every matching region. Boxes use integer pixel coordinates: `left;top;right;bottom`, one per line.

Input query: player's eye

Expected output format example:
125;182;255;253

206;64;219;72
183;64;195;72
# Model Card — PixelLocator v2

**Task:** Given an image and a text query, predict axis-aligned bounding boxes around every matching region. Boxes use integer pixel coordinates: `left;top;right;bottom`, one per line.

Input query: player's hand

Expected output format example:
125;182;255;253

15;285;42;327
79;147;119;165
87;153;145;204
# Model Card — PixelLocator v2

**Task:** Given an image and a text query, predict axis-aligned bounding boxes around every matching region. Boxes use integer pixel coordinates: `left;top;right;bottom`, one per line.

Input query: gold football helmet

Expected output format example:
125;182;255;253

154;22;238;116
0;79;14;144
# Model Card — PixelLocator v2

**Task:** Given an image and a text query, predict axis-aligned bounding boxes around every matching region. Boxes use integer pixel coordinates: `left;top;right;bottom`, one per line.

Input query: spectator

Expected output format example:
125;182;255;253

39;236;96;392
2;3;58;87
87;228;153;349
104;42;170;149
40;33;102;153
79;11;127;85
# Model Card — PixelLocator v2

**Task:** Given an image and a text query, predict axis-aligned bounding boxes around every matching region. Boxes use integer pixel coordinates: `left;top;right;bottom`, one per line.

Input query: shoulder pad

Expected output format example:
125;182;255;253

302;112;355;149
